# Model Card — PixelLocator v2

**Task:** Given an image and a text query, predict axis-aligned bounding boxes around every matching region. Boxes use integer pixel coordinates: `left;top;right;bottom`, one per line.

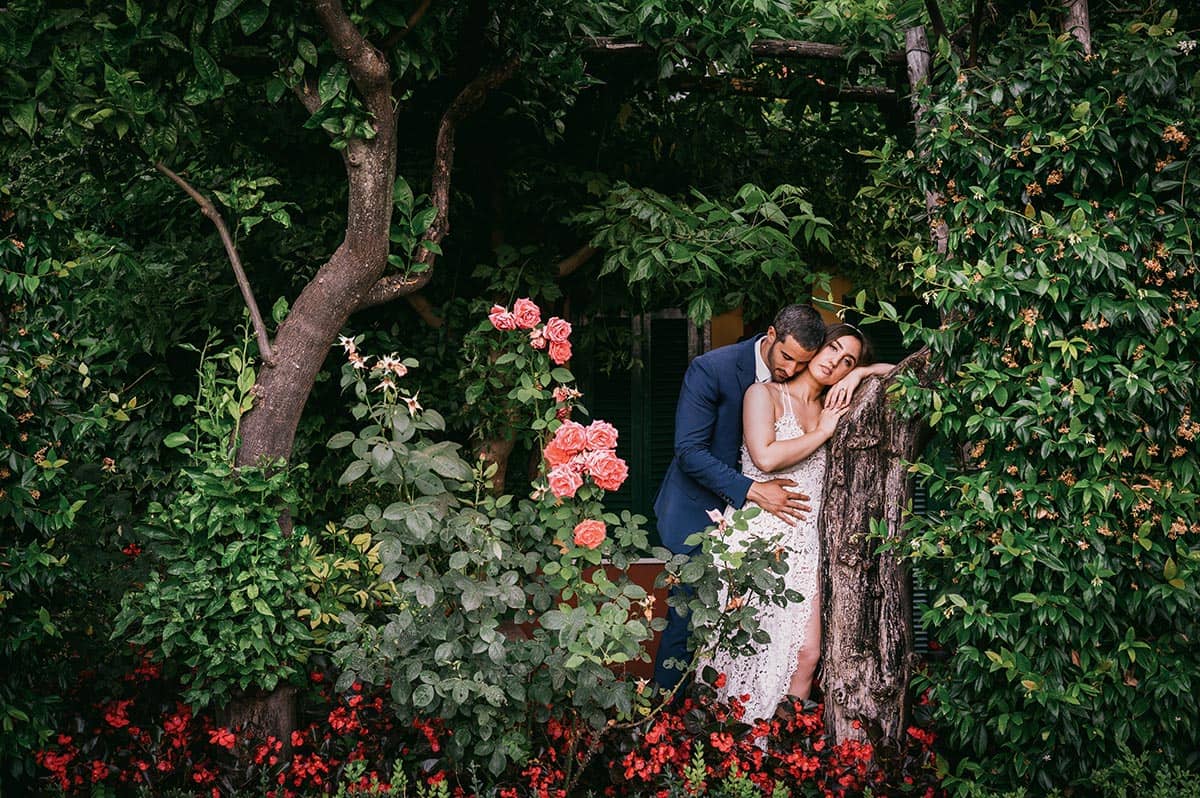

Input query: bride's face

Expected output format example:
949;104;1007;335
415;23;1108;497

809;335;862;386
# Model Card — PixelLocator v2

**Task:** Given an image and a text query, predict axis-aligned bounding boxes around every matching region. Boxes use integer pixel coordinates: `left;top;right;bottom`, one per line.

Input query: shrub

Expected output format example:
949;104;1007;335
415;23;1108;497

873;8;1200;791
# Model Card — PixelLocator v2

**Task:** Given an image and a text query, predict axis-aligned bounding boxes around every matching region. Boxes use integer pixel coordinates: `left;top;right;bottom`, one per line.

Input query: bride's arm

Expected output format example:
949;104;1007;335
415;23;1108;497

742;384;843;473
824;362;895;410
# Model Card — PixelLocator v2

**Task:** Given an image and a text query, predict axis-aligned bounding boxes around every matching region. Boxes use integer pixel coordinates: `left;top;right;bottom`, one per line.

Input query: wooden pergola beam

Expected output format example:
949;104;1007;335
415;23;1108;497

667;75;899;106
585;36;906;67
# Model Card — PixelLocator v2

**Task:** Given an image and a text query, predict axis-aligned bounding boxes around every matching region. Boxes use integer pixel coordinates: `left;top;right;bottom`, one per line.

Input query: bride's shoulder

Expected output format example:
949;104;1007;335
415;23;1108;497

743;381;773;401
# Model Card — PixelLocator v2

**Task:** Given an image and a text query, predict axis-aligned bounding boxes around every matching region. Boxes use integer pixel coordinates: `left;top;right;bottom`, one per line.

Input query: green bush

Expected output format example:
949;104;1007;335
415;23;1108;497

112;336;316;708
875;7;1200;792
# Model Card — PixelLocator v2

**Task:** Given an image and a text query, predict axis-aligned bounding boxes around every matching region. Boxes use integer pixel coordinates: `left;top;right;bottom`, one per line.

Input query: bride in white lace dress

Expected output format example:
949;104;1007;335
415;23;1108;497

708;324;884;722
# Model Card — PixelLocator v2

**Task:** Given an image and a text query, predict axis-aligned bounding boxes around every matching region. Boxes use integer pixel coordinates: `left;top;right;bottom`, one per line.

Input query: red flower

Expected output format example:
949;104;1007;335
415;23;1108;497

208;727;236;750
121;543;142;557
103;699;133;729
89;759;109;783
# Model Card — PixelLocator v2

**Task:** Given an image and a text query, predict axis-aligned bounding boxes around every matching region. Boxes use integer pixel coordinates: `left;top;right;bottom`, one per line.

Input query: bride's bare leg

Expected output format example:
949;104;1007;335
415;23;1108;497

786;591;822;699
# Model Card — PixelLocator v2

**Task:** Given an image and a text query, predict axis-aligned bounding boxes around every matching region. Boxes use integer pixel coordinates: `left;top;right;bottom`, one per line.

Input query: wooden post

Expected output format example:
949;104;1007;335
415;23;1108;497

906;26;949;256
1062;0;1092;55
817;23;943;750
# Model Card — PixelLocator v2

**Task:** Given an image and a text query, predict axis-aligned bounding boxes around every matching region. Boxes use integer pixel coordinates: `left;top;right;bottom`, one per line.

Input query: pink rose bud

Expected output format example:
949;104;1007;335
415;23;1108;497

529;327;548;350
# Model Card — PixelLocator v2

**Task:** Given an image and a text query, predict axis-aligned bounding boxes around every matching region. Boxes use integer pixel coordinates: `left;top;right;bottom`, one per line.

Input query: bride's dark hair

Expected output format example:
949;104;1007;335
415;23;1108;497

822;323;873;366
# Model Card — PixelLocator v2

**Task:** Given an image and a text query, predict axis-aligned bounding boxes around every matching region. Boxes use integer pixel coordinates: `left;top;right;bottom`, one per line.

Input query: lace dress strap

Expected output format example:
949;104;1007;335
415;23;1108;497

777;382;795;418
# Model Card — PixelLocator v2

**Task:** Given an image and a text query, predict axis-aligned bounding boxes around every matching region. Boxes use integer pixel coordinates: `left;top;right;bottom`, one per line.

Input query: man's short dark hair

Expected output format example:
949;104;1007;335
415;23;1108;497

772;304;825;350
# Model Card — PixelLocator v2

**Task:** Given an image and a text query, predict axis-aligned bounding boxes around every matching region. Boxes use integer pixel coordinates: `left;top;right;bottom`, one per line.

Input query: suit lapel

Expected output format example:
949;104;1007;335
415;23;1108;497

736;335;762;394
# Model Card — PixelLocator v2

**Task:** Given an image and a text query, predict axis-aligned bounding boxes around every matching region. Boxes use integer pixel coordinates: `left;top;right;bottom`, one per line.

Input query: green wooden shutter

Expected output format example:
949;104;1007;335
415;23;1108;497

575;314;696;550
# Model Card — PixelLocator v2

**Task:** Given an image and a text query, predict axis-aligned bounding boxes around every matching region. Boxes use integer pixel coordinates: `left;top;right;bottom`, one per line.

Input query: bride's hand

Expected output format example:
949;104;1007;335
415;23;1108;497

824;371;862;411
817;404;849;435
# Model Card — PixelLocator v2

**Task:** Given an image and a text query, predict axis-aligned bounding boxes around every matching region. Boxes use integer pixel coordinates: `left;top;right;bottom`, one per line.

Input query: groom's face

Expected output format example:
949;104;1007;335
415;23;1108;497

764;328;817;382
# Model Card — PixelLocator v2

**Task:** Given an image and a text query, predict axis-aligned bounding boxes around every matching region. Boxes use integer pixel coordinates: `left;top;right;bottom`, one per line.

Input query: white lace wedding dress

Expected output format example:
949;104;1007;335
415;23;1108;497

707;386;827;722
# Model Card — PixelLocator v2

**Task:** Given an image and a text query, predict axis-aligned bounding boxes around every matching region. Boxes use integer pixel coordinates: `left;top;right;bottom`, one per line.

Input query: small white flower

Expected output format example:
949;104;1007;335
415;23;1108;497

338;335;357;353
376;376;396;393
403;391;422;417
1179;40;1196;55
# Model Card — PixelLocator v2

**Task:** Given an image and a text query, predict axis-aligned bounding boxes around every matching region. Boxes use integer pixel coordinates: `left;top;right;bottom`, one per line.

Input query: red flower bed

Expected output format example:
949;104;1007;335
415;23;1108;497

37;654;943;796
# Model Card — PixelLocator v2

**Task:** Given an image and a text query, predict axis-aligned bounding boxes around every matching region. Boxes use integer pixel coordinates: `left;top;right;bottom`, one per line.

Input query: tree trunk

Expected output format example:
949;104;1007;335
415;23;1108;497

820;353;930;747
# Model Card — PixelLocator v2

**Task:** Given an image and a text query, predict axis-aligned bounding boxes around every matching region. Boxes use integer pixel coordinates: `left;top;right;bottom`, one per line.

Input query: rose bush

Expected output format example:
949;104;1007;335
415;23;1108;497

327;299;794;778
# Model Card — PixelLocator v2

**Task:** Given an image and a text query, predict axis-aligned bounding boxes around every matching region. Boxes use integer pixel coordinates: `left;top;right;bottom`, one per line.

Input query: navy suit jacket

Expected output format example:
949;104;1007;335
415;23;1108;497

653;336;761;553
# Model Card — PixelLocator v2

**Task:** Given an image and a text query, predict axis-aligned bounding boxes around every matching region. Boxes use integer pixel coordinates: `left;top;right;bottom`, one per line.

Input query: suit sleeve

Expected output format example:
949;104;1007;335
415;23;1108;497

674;357;754;509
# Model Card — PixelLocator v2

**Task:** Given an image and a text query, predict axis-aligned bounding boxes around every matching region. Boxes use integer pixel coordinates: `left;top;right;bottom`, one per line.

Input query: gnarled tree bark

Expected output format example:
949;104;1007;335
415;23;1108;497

820;353;931;746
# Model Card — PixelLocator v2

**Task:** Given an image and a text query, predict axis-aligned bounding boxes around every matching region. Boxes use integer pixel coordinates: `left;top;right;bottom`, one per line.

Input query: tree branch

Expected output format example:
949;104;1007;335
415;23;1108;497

557;244;599;278
311;0;391;118
357;270;433;310
154;162;275;366
968;0;985;68
291;74;323;116
413;56;520;271
924;0;951;42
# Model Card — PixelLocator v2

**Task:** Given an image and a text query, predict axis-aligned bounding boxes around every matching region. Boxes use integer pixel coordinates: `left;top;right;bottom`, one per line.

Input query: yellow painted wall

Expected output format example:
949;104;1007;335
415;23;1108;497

710;307;743;348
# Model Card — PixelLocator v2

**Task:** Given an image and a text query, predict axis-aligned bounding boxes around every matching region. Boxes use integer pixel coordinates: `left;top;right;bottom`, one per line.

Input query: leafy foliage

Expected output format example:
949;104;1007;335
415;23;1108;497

113;340;316;708
876;8;1200;791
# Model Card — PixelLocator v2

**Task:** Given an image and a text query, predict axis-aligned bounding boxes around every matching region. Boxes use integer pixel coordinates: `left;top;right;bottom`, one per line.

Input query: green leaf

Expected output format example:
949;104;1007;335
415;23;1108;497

213;0;244;22
11;103;36;138
327;431;355;449
239;4;269;34
338;460;370;485
297;38;318;67
163;432;191;448
193;46;221;89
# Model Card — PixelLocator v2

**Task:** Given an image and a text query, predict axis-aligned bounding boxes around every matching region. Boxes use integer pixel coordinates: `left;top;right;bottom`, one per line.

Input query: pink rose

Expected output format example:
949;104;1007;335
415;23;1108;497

567;453;590;474
586;449;629;492
547;465;583;499
545;316;572;343
556;406;571;421
529;327;547;350
585;420;619;450
552;386;573;403
549;340;572;365
572;519;607;550
552;420;588;455
513;298;542;330
488;305;516;331
543;439;572;469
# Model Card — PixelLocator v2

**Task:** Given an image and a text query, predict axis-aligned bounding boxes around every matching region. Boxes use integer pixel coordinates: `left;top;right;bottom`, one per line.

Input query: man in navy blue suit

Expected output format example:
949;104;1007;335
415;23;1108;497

652;304;827;691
